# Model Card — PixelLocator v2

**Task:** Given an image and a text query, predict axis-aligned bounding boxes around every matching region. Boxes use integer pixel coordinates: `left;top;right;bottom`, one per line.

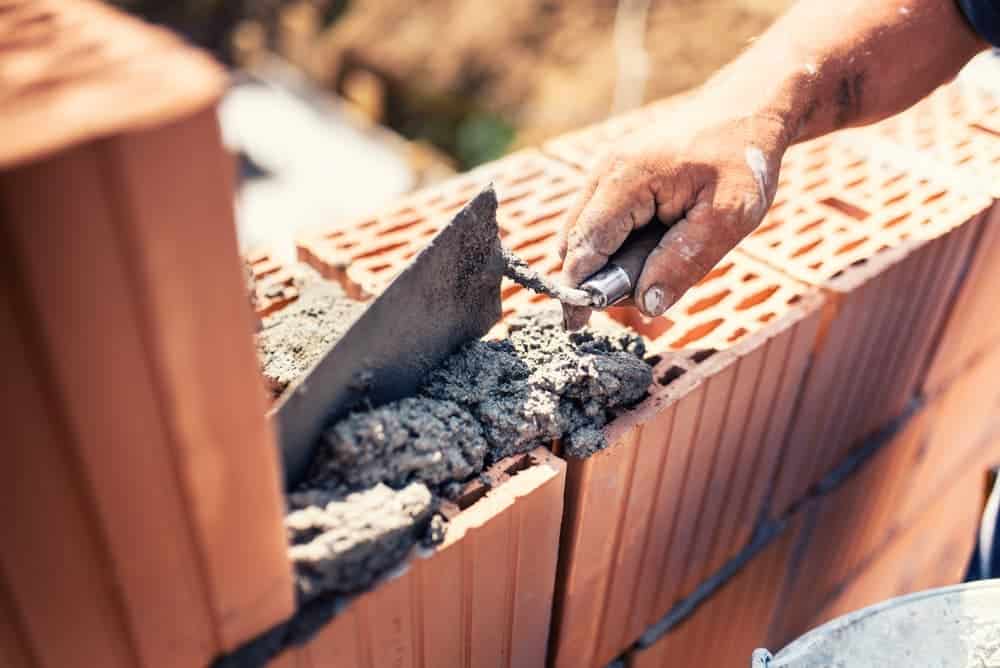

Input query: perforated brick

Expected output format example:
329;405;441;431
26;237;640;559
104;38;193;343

270;449;566;668
550;251;823;668
245;248;301;318
295;150;582;300
541;96;685;171
749;138;992;513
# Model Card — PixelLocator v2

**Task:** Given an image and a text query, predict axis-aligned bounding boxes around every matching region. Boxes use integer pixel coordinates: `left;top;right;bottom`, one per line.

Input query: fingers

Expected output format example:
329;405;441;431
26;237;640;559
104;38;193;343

633;200;745;317
559;159;658;290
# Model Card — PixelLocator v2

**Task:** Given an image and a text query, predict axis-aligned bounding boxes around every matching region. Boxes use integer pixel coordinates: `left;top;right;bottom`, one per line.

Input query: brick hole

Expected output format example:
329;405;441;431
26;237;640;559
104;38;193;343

808;260;824;270
507;169;545;186
803;178;828;192
727;327;748;343
368;262;392;274
804;160;826;173
735;285;779;310
758;312;776;323
769;240;782;249
658;365;687;385
511;230;556;251
421;227;436;237
690;349;716;363
796;217;827;234
380;216;425;236
324;229;347;239
787;294;802;306
882;173;905;187
922;191;947;206
358;219;377;229
335;240;358;250
883;213;910;228
883;192;909;207
756;220;782;235
957;154;975;166
686;288;731;314
701;260;735;283
499;191;532;207
970;122;1000;139
741;272;759;283
835;237;869;256
671;319;724;349
791;238;823;258
819;196;870;221
353;240;408;260
523;211;565;228
844;176;867;189
425;194;444;207
539;188;577;204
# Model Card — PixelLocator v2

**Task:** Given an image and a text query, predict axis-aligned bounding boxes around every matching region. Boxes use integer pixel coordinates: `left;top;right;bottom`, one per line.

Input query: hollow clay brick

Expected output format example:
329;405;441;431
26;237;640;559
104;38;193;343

0;9;294;658
550;252;823;668
626;515;802;668
295;150;581;299
246;248;302;318
541;96;686;171
271;448;566;668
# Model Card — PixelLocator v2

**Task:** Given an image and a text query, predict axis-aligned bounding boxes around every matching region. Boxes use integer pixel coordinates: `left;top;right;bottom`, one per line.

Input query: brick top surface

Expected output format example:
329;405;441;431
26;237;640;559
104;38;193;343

0;0;226;169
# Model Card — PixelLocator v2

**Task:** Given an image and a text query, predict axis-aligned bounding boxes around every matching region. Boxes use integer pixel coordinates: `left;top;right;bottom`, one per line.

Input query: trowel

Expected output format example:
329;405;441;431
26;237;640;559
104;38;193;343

273;185;663;487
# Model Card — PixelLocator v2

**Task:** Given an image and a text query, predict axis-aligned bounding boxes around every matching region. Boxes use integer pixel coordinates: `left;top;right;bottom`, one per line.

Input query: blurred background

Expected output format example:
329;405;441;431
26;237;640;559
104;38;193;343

108;0;792;251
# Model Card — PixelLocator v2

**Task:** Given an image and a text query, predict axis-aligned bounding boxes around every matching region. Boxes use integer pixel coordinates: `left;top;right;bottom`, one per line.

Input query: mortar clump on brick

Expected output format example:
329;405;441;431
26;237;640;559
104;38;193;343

256;271;366;397
285;482;436;603
307;396;488;492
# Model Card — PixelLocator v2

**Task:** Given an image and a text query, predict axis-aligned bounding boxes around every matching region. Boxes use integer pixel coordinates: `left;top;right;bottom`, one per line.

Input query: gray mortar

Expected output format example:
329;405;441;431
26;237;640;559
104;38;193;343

306;307;653;474
307;397;487;493
256;273;365;397
285;482;435;602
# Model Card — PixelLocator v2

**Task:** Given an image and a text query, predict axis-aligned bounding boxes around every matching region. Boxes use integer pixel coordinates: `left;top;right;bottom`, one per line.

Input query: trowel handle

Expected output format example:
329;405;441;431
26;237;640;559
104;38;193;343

580;222;665;309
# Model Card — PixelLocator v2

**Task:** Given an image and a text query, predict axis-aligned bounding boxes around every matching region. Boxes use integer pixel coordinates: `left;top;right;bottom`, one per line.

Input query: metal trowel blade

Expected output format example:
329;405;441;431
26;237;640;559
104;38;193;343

272;186;505;487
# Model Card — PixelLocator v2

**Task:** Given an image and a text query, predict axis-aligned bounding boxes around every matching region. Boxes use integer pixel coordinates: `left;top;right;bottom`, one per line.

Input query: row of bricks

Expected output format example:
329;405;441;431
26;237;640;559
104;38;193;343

624;348;1000;666
284;79;1000;667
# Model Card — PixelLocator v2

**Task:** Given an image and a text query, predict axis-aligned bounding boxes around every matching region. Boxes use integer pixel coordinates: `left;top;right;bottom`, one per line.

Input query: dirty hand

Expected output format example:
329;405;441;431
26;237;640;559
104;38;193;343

558;105;788;330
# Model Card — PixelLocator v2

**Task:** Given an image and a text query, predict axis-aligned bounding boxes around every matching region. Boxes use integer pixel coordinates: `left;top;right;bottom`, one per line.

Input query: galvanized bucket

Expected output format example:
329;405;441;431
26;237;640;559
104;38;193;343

753;580;1000;667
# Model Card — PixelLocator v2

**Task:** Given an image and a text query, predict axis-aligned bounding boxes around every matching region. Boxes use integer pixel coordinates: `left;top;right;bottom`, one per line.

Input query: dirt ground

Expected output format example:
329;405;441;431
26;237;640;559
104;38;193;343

300;0;794;147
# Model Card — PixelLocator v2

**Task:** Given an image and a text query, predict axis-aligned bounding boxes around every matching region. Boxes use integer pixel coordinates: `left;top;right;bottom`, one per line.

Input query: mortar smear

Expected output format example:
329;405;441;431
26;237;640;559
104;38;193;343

286;482;435;603
256;273;365;397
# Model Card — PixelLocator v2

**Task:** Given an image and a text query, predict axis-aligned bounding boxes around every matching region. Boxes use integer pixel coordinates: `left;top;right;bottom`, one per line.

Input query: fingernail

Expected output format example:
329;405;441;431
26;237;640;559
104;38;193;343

643;285;667;316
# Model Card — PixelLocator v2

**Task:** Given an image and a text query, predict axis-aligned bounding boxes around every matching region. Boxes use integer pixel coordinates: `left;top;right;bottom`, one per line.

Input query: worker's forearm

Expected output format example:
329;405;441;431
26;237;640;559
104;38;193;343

697;0;986;144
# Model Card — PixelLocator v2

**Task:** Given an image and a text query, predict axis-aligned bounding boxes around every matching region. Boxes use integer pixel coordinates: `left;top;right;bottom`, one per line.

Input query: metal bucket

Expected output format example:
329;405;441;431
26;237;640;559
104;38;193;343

753;580;1000;667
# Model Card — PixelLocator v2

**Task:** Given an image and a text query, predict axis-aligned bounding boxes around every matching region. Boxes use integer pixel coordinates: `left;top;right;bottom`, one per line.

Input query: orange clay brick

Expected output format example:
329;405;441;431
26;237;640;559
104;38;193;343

295;150;582;299
540;96;686;171
626;515;802;668
245;248;301;318
550;251;824;668
749;137;992;514
0;4;293;663
270;448;566;668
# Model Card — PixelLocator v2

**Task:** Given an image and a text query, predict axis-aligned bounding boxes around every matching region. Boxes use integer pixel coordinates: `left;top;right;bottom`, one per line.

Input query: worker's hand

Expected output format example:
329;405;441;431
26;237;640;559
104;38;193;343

558;104;789;330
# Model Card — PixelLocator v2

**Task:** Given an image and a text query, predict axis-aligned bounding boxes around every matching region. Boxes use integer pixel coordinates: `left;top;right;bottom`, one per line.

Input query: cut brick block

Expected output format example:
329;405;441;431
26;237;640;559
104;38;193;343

752;137;992;513
270;448;566;668
772;463;989;648
625;515;802;668
550;251;823;668
295;150;582;300
0;5;294;663
246;248;301;319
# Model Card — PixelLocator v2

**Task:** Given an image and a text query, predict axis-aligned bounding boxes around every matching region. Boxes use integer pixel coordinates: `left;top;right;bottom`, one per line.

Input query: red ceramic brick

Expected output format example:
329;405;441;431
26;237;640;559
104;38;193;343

550;252;823;668
271;448;566;668
775;463;987;647
0;31;294;662
626;514;802;668
541;96;686;171
924;205;1000;391
295;150;582;299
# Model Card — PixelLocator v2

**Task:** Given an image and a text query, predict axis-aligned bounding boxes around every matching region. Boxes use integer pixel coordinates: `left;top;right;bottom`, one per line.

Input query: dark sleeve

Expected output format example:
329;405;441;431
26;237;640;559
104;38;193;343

958;0;1000;47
